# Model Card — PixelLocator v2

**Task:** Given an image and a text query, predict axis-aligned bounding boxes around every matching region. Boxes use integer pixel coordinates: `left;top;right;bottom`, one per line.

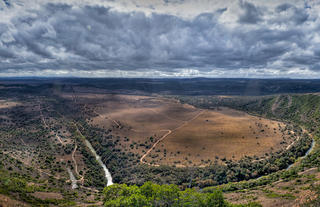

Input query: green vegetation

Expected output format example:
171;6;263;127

202;167;300;193
0;152;77;206
103;182;261;207
1;83;320;206
177;94;320;204
262;189;295;200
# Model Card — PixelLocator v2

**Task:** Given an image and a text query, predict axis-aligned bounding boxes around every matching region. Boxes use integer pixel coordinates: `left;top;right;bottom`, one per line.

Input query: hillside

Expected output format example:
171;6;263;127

178;94;320;206
0;82;319;206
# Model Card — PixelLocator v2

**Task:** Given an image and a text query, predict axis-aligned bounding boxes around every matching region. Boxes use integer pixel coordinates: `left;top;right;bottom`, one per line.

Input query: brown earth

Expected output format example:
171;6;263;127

66;93;292;167
0;195;30;207
146;107;289;166
32;192;63;200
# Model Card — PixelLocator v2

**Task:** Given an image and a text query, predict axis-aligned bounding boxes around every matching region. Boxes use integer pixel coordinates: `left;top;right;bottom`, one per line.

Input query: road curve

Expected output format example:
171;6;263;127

140;110;204;166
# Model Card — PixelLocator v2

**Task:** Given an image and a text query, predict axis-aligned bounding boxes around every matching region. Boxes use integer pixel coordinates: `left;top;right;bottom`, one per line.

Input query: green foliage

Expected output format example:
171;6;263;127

264;191;295;200
103;182;260;207
0;153;76;207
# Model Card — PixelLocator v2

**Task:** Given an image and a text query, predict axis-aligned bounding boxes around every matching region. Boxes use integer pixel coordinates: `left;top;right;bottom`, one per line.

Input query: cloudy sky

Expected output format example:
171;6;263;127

0;0;320;78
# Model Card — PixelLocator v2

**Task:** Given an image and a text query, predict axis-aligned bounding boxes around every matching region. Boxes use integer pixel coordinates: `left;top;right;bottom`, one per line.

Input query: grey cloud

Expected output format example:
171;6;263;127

238;0;263;24
0;48;15;58
274;3;309;25
313;48;320;57
293;8;309;25
216;8;227;14
0;2;319;77
163;0;185;4
276;3;292;12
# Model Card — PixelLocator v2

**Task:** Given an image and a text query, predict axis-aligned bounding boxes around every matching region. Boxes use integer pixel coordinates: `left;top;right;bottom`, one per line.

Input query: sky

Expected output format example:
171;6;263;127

1;0;320;78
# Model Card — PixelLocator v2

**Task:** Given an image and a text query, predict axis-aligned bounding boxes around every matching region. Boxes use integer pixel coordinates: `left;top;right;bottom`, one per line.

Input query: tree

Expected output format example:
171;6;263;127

103;182;232;207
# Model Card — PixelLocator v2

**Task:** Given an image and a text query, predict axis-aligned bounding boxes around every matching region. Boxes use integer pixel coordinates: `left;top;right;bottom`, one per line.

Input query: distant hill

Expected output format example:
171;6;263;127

2;78;320;95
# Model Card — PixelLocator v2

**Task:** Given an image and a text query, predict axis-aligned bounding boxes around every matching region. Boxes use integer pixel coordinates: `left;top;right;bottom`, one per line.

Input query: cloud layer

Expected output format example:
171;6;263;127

0;0;320;78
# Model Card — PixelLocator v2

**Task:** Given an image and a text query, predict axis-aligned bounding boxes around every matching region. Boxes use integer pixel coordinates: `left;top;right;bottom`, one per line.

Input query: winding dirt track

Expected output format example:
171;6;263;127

140;110;204;166
93;107;204;166
94;110;120;127
140;130;171;166
55;134;64;145
72;144;79;175
71;143;84;183
38;101;64;145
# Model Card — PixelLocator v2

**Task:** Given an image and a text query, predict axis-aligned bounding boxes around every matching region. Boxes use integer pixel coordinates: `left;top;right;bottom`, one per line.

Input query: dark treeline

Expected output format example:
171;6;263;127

3;78;320;96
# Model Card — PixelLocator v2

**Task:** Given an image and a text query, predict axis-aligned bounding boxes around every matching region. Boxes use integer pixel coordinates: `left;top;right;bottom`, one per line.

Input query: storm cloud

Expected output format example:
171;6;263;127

0;0;320;78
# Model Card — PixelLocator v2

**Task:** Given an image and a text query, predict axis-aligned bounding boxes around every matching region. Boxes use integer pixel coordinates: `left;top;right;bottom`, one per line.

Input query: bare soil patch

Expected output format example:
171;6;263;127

32;192;63;200
0;194;30;207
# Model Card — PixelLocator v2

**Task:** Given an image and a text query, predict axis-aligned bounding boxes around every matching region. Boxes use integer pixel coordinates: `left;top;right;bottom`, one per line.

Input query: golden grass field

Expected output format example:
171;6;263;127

146;108;287;166
64;93;292;167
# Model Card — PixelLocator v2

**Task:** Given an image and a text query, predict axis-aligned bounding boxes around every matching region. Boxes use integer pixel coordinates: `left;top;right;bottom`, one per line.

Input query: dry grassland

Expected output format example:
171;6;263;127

70;94;290;167
146;107;287;166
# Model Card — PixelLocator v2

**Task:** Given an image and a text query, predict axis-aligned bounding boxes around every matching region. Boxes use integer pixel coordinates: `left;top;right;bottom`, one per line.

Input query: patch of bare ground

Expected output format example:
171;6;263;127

76;194;104;207
0;194;30;207
32;192;63;200
76;201;104;207
271;95;281;115
287;95;292;108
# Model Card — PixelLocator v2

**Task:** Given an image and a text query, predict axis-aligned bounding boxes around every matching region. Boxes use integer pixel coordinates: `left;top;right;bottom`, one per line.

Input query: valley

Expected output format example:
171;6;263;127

0;79;319;206
74;93;292;167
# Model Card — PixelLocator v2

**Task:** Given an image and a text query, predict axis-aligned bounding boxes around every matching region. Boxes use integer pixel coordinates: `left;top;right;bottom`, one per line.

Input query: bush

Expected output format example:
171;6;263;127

103;182;258;207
